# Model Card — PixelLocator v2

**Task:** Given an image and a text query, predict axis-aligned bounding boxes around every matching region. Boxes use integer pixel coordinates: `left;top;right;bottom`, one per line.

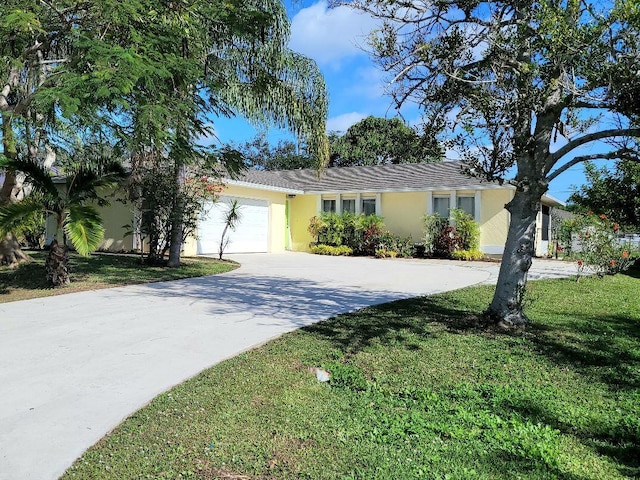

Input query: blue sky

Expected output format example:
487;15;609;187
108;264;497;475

212;0;596;203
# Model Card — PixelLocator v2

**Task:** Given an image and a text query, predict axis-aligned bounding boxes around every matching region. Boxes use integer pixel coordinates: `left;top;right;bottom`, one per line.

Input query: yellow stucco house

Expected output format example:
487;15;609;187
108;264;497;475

98;161;562;258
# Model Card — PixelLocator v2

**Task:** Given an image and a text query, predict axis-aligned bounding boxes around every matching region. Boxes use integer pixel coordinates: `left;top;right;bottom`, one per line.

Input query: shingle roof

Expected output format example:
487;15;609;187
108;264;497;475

233;161;498;193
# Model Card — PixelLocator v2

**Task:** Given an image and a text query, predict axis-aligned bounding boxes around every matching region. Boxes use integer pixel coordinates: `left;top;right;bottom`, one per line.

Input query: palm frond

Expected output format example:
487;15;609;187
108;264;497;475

69;161;127;203
0;198;45;235
64;204;104;256
2;158;59;199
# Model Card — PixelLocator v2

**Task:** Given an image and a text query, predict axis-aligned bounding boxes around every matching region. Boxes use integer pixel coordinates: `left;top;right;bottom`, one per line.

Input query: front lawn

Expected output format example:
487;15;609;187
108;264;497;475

0;251;238;303
64;270;639;479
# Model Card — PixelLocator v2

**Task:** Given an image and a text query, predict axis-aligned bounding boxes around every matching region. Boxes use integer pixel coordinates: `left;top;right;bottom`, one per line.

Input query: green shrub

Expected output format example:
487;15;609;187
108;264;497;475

375;248;398;258
451;249;484;261
433;226;461;258
310;244;353;256
423;213;447;256
451;208;480;250
308;213;410;257
16;210;45;248
424;209;480;258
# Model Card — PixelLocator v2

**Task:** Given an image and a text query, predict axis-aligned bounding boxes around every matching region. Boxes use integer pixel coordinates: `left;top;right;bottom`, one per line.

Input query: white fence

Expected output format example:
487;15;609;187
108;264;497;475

571;233;640;253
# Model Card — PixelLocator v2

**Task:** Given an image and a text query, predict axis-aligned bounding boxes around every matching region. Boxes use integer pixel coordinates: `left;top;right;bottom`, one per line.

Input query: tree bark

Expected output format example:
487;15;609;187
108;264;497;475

486;187;541;326
0;113;30;266
167;160;187;268
45;239;70;286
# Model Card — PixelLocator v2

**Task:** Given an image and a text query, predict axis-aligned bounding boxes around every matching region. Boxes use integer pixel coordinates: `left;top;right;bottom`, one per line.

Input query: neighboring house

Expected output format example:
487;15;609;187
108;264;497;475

94;160;562;257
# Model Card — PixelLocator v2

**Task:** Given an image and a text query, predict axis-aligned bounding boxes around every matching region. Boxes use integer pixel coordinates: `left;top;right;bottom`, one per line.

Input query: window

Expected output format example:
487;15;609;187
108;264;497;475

433;197;450;218
457;196;475;217
342;198;356;213
362;197;376;216
322;199;336;213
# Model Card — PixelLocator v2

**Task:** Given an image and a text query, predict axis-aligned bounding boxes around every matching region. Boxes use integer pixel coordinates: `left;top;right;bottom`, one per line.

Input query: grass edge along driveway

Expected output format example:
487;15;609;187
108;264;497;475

63;270;639;480
0;251;238;303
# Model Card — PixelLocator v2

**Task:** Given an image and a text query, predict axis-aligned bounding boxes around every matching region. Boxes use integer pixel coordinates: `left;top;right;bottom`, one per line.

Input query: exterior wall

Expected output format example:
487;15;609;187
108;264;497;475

286;188;516;255
183;184;288;256
380;192;428;242
98;193;134;252
289;194;317;252
49;187;134;253
479;189;512;254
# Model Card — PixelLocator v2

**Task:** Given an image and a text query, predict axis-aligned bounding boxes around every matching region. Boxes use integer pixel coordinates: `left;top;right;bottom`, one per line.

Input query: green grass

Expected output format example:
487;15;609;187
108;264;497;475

63;269;640;479
0;251;238;303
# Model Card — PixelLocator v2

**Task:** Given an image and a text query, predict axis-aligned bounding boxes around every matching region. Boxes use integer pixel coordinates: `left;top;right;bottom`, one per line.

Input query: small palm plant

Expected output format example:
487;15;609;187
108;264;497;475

218;200;242;260
0;157;125;286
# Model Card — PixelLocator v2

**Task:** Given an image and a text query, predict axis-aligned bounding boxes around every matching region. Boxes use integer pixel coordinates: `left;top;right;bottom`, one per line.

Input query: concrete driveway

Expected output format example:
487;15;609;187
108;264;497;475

0;253;572;479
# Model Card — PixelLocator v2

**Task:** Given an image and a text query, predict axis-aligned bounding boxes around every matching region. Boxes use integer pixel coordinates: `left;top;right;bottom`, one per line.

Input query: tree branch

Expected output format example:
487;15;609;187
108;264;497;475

548;128;640;166
0;67;20;112
547;149;639;182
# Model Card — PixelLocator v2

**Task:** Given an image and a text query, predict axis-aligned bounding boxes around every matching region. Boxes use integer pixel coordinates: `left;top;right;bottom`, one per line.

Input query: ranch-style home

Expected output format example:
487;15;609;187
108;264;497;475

95;160;563;258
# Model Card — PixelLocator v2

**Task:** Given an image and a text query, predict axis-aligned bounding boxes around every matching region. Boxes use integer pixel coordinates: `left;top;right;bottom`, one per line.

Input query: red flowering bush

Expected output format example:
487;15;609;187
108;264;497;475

574;211;636;278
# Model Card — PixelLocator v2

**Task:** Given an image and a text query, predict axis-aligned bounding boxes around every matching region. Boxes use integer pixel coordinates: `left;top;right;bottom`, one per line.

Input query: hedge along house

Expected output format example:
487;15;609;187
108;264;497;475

94;161;562;257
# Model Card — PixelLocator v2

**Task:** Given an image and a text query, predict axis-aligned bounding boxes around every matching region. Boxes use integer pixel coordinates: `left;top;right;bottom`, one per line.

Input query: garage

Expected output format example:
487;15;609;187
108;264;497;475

196;196;269;254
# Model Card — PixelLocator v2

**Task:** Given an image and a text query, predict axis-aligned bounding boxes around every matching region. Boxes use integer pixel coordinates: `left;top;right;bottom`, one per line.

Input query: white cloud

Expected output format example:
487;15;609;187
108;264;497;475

327;112;368;133
346;66;387;99
290;1;379;66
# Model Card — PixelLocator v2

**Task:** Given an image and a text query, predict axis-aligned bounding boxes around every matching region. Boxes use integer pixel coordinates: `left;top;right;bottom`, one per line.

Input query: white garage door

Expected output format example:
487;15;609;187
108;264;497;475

196;197;269;254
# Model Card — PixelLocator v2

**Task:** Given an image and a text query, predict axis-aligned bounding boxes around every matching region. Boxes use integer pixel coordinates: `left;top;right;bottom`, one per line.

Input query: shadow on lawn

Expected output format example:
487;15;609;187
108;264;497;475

526;313;640;475
0;252;142;294
528;313;640;390
303;294;487;355
0;258;50;293
304;293;639;476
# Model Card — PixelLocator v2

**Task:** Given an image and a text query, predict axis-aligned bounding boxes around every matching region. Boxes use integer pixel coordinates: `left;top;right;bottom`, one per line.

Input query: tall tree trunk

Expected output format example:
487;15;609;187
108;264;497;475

486;187;541;326
0;113;30;266
167;160;187;267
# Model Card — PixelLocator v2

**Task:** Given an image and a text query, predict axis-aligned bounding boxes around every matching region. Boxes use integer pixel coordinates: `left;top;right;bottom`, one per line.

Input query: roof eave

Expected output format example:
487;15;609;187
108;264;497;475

303;183;507;195
542;193;565;207
224;178;303;195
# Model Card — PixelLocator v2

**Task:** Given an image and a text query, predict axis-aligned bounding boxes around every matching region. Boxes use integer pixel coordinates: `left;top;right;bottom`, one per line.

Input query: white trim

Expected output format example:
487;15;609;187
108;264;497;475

375;193;382;216
132;206;140;250
432;195;450;218
449;191;457;223
426;191;433;215
355;193;362;214
474;190;482;223
225;179;303;194
336;193;342;214
541;193;565;207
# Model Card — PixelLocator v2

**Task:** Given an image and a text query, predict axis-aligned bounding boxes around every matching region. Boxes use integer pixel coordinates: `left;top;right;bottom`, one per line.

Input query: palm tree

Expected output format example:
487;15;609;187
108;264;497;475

218;200;242;260
0;157;125;286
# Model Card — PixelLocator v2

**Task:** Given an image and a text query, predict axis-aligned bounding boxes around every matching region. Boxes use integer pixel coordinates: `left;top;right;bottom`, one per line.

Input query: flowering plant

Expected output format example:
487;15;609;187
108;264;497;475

574;212;635;278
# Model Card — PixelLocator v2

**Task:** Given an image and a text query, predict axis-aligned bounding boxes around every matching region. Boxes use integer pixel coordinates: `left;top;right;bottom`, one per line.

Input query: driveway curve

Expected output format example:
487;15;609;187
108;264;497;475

0;252;553;479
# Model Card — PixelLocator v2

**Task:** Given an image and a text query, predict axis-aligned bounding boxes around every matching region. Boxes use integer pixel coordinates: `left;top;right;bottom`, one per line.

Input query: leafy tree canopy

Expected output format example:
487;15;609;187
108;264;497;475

342;0;640;325
329;116;443;167
1;0;329;266
233;132;315;171
568;160;640;231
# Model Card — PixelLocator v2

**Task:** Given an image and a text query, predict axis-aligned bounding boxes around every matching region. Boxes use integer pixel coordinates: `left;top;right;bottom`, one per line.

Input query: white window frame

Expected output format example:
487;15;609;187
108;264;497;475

456;195;476;218
361;196;377;216
321;197;336;213
433;196;451;219
341;197;356;214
